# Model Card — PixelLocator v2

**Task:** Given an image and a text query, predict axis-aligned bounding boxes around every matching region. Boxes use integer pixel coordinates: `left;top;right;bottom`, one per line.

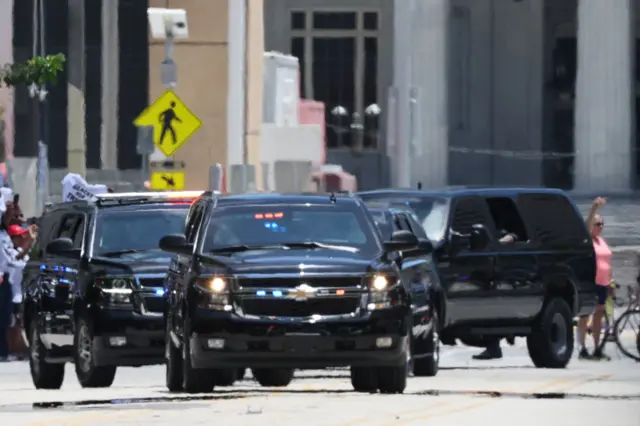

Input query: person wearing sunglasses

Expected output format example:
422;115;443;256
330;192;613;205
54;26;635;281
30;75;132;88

577;197;611;360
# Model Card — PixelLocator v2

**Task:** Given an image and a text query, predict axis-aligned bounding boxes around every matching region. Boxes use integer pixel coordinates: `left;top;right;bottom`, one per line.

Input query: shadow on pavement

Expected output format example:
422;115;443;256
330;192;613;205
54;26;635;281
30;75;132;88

415;389;640;401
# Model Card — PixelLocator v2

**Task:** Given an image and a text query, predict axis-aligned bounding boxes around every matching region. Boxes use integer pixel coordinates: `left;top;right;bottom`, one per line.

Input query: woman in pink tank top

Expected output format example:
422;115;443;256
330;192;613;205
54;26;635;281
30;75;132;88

577;197;611;360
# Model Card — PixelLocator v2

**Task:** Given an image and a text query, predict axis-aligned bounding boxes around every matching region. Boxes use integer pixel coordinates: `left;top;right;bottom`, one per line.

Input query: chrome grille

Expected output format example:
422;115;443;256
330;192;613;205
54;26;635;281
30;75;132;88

236;276;363;289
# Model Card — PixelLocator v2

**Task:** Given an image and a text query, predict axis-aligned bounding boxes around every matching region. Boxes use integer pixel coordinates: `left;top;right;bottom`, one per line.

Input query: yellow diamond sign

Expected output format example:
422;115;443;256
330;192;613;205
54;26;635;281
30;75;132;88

134;90;202;157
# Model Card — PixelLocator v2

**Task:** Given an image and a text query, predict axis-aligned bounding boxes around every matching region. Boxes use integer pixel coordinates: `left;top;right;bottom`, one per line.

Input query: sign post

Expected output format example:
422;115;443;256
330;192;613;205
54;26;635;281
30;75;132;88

136;8;196;189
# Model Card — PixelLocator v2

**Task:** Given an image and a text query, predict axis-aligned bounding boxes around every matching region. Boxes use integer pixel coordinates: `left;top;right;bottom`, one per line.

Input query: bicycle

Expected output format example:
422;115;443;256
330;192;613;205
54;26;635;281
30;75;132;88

613;308;640;362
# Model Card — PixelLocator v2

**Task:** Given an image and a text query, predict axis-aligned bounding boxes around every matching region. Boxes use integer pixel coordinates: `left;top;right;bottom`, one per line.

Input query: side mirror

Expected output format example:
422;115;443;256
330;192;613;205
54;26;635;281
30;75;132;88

159;234;192;255
415;238;434;254
384;230;419;252
46;237;78;258
469;224;489;252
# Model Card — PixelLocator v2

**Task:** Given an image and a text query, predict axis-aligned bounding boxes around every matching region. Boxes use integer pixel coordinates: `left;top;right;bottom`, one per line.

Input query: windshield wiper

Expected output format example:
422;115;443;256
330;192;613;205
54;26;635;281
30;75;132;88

208;244;281;253
209;242;359;253
277;242;359;253
99;249;140;257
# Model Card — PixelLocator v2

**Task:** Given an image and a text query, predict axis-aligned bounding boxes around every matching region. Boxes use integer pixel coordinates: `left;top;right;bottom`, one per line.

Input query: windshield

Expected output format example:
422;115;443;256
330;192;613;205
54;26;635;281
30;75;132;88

93;206;188;256
363;196;450;241
201;204;380;255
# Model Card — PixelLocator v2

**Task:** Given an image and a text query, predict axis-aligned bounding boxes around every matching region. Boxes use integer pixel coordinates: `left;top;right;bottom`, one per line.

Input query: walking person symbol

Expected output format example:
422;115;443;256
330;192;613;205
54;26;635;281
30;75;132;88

158;101;182;145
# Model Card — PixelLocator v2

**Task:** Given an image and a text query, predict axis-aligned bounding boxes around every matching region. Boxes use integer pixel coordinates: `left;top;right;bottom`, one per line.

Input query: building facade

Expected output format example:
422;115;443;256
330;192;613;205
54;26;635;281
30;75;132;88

265;0;639;192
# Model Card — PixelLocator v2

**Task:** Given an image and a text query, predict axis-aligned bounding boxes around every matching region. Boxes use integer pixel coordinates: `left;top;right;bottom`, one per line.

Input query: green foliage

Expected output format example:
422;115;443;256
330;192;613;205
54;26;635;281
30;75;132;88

0;54;66;88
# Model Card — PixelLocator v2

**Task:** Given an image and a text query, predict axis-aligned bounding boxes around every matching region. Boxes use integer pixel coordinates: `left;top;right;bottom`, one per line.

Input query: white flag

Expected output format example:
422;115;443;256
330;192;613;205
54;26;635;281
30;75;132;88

61;173;108;202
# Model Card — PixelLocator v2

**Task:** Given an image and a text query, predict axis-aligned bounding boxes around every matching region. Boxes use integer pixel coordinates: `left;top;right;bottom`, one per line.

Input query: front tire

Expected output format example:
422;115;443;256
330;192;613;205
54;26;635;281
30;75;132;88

181;317;213;393
74;317;117;388
29;325;65;389
527;298;574;369
412;312;440;377
165;320;183;392
377;358;408;394
251;368;294;387
350;367;378;393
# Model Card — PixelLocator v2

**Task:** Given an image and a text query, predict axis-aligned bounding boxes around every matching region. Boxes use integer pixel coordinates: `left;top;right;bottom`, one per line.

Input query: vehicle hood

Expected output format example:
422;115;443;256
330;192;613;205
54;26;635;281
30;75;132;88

201;249;378;275
90;250;174;276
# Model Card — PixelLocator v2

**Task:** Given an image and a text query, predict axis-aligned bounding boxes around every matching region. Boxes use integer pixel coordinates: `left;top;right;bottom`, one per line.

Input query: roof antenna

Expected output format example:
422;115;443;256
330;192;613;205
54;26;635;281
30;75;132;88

417;182;422;190
329;192;337;203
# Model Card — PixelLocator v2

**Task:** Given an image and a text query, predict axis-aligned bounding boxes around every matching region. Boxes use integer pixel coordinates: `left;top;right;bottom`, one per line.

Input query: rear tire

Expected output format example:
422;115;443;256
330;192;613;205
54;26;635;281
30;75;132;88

412;312;440;377
251;368;294;387
350;367;378;393
527;298;573;369
74;317;117;388
29;326;65;390
181;317;214;393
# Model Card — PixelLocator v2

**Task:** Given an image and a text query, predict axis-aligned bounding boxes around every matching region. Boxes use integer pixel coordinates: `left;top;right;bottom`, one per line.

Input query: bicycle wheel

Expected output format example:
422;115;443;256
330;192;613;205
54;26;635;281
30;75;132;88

613;309;640;362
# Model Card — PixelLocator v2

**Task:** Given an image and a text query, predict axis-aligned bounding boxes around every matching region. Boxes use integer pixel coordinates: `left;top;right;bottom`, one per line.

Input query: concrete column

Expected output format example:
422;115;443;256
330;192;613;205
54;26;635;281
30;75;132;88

67;0;87;175
574;0;634;192
409;0;449;189
392;0;413;188
100;0;119;170
243;0;265;190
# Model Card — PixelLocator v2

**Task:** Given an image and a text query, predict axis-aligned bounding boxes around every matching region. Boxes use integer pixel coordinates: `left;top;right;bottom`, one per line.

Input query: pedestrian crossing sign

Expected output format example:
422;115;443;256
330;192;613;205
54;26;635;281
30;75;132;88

133;90;202;157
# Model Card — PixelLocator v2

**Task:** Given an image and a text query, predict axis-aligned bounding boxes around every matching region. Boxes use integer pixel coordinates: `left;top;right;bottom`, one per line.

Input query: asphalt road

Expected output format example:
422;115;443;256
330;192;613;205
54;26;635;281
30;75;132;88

1;336;638;426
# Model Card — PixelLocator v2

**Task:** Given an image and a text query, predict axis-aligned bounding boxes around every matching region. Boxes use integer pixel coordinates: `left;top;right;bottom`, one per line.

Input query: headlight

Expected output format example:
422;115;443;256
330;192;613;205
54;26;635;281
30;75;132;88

96;277;134;294
196;277;227;294
371;275;389;291
96;277;134;304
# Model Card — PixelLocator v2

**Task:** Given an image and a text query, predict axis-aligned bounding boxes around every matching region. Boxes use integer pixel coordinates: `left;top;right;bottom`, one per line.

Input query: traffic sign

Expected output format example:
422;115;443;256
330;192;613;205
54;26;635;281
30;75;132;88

149;160;186;191
133;90;202;157
150;171;185;190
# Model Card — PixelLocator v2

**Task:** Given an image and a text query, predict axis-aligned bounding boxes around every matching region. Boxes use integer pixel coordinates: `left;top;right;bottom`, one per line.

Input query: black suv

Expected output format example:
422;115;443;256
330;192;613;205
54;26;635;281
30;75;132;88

160;192;433;394
358;188;596;368
22;191;203;389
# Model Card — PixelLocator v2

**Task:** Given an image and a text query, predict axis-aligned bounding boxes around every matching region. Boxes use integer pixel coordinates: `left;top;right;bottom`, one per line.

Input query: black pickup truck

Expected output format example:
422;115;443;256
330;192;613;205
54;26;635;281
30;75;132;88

160;191;436;394
22;191;202;389
359;188;596;368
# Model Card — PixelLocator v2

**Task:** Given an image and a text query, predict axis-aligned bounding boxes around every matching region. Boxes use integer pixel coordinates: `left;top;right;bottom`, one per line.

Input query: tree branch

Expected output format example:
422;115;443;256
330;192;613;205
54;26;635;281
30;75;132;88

0;54;66;88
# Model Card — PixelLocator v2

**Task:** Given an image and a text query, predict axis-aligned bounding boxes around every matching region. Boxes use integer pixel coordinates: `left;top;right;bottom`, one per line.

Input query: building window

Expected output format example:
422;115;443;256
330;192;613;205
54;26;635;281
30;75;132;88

313;37;356;147
363;12;378;31
290;37;305;97
290;11;305;30
363;37;378;148
312;12;357;30
288;10;380;150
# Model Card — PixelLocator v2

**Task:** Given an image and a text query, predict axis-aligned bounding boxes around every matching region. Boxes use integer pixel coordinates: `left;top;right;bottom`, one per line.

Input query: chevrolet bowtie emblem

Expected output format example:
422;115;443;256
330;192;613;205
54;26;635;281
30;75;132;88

288;283;316;301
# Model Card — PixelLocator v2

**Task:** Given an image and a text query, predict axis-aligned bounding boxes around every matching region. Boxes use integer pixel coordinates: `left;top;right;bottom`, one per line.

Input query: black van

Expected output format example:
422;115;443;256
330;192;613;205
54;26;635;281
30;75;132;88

358;188;596;368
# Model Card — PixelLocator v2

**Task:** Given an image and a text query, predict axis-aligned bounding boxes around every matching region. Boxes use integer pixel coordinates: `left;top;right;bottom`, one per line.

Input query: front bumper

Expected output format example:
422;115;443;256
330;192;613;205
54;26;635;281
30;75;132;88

91;308;164;367
188;307;409;369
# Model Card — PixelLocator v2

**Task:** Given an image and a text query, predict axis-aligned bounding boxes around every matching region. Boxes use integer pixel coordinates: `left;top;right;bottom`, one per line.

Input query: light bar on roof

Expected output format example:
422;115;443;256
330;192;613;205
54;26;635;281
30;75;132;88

96;191;204;200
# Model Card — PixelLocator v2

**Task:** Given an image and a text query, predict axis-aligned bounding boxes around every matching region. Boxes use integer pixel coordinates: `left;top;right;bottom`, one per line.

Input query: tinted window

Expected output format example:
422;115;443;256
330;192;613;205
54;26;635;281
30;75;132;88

93;207;189;255
451;197;488;235
202;204;379;255
362;195;450;241
517;194;588;248
368;209;393;240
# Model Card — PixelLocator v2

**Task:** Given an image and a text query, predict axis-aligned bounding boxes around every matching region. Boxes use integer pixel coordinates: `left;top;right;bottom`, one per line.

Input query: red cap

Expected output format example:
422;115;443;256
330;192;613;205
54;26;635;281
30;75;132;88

7;224;28;237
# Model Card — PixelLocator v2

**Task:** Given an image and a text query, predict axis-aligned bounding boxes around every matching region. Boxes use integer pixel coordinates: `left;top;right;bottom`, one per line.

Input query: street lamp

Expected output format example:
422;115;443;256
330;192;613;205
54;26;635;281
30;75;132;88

329;104;382;151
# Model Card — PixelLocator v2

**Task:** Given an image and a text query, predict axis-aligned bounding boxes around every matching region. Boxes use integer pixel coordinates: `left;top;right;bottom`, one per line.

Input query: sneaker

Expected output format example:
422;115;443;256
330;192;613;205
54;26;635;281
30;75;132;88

472;348;503;360
578;348;592;360
592;348;611;361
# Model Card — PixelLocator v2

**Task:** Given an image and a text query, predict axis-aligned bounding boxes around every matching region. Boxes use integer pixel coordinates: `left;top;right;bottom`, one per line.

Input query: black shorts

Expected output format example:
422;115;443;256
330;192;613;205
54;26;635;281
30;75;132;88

595;285;609;306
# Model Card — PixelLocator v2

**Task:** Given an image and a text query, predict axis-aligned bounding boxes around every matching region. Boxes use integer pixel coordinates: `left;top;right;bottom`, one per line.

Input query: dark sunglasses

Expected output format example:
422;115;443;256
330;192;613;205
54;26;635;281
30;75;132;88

595;222;604;227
